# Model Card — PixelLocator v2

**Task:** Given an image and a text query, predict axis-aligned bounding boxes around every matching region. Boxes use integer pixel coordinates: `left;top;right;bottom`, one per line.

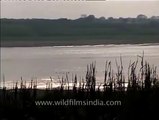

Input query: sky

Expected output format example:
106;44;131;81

1;1;159;19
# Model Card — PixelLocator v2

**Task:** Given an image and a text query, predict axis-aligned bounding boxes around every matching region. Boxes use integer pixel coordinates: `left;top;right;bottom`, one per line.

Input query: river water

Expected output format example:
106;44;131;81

1;44;159;88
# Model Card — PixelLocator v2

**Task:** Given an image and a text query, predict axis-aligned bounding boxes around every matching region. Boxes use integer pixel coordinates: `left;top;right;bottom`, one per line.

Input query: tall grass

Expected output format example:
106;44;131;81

0;55;158;92
0;55;159;120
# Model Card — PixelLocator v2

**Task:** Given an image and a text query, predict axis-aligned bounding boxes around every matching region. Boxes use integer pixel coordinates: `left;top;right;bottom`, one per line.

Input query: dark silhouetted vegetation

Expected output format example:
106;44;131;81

0;55;159;120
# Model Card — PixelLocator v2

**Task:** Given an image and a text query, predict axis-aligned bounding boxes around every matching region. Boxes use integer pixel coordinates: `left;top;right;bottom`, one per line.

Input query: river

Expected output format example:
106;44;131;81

1;44;159;88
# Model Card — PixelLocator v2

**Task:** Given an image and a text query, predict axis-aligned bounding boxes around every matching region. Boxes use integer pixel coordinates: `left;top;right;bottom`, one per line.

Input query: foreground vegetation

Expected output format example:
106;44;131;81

0;55;159;120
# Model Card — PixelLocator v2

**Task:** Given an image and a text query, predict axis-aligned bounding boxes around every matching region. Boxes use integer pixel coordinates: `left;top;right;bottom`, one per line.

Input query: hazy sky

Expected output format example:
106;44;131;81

1;1;159;19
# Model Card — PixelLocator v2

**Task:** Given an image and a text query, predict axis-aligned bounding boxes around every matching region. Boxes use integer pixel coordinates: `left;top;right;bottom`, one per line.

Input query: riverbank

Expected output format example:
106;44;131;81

1;37;159;47
1;18;159;47
1;85;159;120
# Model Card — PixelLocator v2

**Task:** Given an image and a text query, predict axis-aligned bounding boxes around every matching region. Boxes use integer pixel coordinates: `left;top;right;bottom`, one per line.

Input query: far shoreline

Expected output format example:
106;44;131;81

1;42;159;48
1;38;159;47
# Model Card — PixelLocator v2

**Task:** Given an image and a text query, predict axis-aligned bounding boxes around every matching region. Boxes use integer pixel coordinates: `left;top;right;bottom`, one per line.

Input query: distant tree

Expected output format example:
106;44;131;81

137;14;148;19
87;15;96;19
108;17;114;21
99;17;106;21
151;16;159;20
84;15;96;22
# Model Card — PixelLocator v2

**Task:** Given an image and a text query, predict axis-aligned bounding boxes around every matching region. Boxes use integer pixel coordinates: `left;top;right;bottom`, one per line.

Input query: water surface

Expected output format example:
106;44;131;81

1;44;159;86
